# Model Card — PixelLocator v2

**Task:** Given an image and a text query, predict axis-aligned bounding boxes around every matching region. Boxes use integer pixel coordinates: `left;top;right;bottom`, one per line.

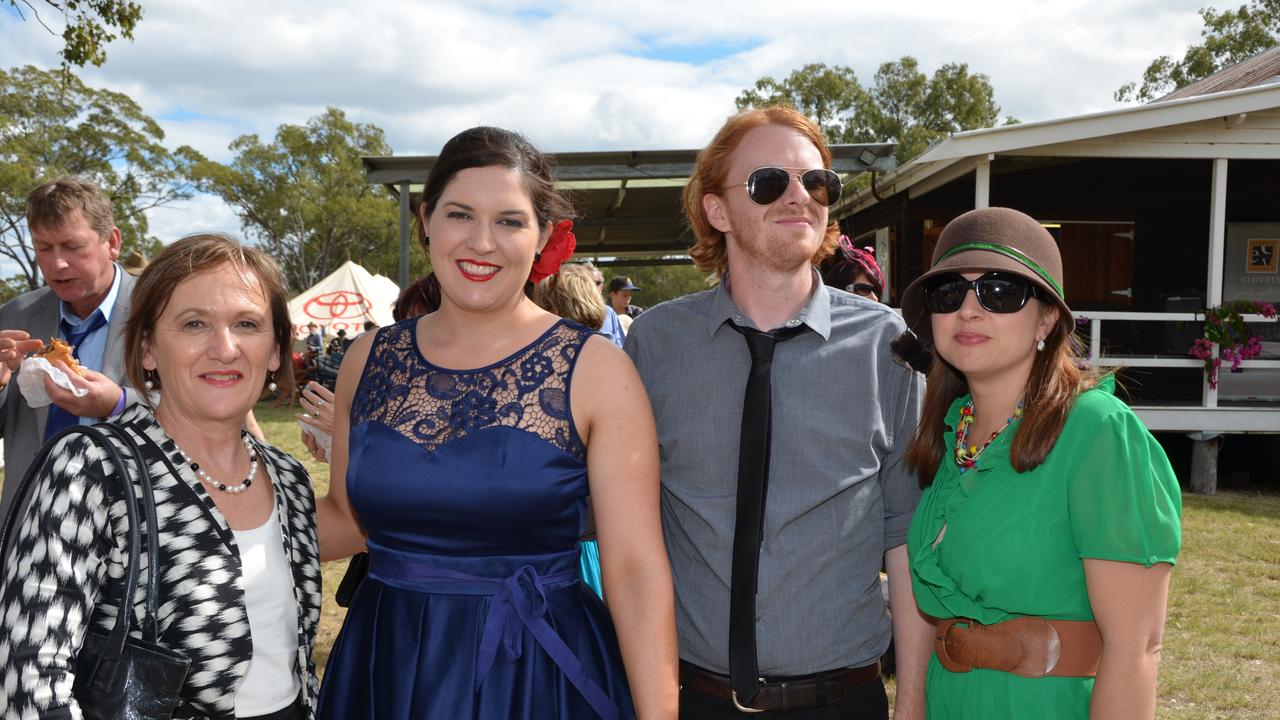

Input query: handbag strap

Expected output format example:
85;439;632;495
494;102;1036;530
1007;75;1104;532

0;425;141;664
92;422;165;642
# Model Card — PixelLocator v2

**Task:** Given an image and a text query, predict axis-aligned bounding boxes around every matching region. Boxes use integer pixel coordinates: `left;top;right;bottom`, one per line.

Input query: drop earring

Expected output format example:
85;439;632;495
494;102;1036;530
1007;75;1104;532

144;369;157;390
1036;339;1046;352
267;371;278;393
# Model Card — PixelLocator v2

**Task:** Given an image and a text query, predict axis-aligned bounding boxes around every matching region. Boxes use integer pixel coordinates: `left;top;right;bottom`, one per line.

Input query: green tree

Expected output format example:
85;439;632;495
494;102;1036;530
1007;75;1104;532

191;107;413;292
735;63;867;142
735;58;1009;164
7;0;143;68
1116;0;1280;103
0;64;193;291
0;275;28;304
602;261;712;307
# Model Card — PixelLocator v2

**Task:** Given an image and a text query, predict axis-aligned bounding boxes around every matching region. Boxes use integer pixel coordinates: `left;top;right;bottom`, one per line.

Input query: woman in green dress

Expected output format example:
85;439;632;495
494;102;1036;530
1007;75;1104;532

897;207;1182;719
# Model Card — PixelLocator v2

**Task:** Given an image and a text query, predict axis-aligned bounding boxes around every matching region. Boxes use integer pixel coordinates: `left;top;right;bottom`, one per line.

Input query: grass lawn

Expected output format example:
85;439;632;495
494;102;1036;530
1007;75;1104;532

3;403;1278;717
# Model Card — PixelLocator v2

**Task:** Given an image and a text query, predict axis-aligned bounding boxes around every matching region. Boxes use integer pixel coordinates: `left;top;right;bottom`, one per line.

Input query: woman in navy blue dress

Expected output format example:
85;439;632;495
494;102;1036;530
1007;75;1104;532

314;126;678;719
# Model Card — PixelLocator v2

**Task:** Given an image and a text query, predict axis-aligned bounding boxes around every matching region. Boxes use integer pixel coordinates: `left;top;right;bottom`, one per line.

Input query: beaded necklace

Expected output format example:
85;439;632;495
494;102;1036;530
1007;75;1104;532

954;399;1023;473
174;432;258;493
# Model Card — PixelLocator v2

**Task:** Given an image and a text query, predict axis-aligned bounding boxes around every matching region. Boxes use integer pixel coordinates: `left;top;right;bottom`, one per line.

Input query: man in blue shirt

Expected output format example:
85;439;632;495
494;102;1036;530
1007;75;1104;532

0;177;136;516
583;262;626;347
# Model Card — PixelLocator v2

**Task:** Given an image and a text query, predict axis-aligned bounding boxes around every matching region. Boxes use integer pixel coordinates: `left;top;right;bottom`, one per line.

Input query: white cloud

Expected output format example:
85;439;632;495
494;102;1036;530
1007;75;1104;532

144;193;242;244
1;0;1219;227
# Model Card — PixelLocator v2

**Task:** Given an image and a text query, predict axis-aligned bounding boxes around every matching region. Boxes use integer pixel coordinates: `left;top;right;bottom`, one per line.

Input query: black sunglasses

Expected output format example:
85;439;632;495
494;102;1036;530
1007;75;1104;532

923;272;1043;314
734;166;842;207
846;282;877;298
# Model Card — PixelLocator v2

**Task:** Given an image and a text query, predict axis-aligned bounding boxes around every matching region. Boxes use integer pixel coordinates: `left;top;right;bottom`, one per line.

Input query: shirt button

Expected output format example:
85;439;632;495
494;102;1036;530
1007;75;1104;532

1148;554;1159;564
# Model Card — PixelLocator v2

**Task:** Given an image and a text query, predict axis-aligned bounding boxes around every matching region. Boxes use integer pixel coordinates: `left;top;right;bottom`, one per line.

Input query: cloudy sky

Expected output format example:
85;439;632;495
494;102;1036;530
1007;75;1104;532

1;0;1211;244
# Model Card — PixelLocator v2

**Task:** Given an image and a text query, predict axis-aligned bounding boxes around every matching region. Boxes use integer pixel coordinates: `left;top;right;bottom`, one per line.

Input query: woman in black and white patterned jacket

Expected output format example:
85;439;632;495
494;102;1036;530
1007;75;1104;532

0;234;321;720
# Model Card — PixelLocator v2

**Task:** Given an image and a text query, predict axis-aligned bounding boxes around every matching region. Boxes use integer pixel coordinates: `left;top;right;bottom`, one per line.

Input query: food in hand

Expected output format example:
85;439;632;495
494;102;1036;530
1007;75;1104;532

33;338;85;376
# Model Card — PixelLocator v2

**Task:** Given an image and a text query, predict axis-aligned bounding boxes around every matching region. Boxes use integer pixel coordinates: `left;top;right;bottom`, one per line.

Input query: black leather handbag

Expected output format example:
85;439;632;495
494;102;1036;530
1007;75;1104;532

335;551;369;607
0;423;191;720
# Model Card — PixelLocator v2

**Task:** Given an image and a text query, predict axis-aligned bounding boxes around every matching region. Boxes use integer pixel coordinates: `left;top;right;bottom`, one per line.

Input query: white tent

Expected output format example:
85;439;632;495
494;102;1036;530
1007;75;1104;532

288;260;399;340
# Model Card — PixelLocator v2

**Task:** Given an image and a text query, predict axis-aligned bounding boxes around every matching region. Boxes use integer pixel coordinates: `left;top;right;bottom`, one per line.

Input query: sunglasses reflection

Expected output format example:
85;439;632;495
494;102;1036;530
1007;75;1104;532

738;166;843;207
924;272;1041;314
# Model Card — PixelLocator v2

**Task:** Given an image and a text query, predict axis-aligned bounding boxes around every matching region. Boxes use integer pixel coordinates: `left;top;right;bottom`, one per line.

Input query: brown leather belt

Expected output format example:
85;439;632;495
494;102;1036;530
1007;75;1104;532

679;660;880;712
934;617;1102;678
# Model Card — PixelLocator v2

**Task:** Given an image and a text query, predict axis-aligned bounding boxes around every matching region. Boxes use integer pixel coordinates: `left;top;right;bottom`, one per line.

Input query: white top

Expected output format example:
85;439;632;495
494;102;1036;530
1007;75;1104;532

231;504;302;715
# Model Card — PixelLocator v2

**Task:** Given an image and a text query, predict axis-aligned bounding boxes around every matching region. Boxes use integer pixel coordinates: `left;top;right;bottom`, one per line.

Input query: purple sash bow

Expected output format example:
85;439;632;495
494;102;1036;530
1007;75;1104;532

369;546;623;720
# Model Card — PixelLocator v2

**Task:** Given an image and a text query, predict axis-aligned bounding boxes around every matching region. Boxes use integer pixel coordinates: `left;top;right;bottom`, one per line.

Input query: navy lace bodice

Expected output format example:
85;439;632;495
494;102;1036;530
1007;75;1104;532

344;317;597;557
352;318;589;460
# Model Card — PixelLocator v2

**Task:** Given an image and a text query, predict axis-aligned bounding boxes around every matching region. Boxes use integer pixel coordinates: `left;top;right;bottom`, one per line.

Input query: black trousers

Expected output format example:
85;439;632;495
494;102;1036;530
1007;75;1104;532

679;676;889;719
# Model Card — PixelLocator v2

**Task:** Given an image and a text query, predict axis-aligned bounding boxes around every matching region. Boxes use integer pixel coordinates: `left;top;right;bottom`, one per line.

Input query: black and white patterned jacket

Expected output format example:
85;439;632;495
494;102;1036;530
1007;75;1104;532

0;404;321;719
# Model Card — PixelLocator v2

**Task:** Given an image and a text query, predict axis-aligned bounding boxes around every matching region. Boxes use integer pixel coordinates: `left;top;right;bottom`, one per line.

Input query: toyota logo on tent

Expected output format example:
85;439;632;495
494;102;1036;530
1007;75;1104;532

304;291;371;320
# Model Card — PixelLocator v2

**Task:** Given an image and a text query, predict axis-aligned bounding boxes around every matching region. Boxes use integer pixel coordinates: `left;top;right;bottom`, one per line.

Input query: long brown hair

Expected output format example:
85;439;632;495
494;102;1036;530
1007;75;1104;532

904;307;1103;486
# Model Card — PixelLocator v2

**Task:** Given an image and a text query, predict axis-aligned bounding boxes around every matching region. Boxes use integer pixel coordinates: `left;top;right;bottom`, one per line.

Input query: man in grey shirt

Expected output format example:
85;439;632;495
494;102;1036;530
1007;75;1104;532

624;106;931;719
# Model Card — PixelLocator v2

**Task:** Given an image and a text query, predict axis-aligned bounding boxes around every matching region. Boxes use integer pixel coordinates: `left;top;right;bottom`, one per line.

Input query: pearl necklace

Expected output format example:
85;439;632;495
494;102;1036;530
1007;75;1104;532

175;432;258;494
954;399;1023;473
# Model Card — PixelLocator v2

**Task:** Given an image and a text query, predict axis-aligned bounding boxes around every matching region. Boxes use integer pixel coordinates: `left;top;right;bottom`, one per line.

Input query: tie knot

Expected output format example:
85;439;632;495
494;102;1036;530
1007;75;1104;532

61;311;108;349
729;321;804;362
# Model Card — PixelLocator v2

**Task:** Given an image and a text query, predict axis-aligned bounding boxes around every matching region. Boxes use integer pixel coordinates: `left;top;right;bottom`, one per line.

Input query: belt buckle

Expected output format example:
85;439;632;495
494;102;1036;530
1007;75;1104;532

935;617;975;673
731;678;768;714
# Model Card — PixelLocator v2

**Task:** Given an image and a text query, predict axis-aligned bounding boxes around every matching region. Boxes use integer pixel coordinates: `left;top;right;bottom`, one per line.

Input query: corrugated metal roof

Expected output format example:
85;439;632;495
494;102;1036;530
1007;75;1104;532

1159;46;1280;101
364;144;897;257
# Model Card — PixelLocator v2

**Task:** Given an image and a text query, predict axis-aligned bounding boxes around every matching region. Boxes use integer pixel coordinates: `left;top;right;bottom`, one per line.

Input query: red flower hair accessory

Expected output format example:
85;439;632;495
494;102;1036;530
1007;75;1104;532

529;219;576;284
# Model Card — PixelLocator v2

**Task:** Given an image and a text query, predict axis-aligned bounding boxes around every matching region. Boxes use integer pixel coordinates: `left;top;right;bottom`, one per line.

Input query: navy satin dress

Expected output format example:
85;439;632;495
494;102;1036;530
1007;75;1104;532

317;319;634;719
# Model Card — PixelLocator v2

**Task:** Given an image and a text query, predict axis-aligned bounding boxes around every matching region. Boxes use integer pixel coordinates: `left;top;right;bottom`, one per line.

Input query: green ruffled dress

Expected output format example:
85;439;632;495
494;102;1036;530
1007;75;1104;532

907;377;1183;719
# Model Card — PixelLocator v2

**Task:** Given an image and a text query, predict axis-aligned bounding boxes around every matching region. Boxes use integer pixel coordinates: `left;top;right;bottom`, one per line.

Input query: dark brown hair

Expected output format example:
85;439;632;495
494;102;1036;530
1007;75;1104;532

125;234;294;401
420;126;573;241
393;272;442;321
684;105;840;276
27;175;116;237
904;307;1103;486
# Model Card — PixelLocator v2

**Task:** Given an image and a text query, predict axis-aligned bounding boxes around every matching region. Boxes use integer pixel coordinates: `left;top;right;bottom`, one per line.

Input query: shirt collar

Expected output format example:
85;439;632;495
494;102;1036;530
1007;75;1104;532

706;267;833;341
59;263;122;326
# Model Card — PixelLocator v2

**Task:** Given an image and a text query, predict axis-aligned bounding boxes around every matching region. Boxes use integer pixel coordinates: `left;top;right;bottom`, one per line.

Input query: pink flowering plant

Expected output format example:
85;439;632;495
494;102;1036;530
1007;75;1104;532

1190;300;1279;388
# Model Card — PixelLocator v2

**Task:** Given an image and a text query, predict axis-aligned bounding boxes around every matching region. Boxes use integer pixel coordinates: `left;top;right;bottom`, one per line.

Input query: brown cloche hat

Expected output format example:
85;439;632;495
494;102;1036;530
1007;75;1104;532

900;207;1069;349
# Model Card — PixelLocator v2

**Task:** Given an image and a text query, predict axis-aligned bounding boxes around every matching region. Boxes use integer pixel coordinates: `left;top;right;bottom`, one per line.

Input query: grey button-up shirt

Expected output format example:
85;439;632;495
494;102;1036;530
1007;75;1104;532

624;272;923;676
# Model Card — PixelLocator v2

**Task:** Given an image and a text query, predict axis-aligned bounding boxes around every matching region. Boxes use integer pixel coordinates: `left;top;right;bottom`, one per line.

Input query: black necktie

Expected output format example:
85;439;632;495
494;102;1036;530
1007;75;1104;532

44;312;108;440
727;321;804;705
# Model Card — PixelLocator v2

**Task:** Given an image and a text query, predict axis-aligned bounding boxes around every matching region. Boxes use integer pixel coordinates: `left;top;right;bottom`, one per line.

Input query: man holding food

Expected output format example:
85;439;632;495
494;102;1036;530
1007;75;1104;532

0;176;136;517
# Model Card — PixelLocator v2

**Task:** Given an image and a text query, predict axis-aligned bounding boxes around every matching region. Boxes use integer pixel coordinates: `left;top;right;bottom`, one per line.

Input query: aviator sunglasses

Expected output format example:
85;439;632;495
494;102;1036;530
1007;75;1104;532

923;271;1044;314
734;166;843;207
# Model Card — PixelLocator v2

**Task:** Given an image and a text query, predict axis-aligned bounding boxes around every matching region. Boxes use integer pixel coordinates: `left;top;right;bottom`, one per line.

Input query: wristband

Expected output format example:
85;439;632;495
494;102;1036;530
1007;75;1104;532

110;388;127;416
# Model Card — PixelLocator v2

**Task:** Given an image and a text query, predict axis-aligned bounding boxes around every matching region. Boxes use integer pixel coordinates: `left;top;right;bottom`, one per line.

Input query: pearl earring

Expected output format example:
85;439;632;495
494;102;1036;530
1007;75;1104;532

144;369;157;390
267;371;278;393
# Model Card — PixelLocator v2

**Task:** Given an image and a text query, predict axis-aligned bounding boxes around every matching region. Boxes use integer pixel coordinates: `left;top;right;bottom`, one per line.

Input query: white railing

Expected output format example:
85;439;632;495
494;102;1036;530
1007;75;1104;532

1076;311;1280;432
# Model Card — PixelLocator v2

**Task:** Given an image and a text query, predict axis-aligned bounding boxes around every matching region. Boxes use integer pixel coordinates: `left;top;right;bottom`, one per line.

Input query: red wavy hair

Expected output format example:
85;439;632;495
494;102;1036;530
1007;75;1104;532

684;105;840;276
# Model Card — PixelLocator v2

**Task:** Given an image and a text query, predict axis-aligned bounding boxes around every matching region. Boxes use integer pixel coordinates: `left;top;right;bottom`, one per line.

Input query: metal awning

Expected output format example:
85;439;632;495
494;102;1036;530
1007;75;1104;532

364;144;896;280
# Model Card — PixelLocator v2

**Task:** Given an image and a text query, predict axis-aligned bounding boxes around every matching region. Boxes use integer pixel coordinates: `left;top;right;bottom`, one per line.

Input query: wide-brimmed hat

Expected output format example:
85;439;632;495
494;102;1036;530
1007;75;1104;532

122;249;148;276
900;207;1069;349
